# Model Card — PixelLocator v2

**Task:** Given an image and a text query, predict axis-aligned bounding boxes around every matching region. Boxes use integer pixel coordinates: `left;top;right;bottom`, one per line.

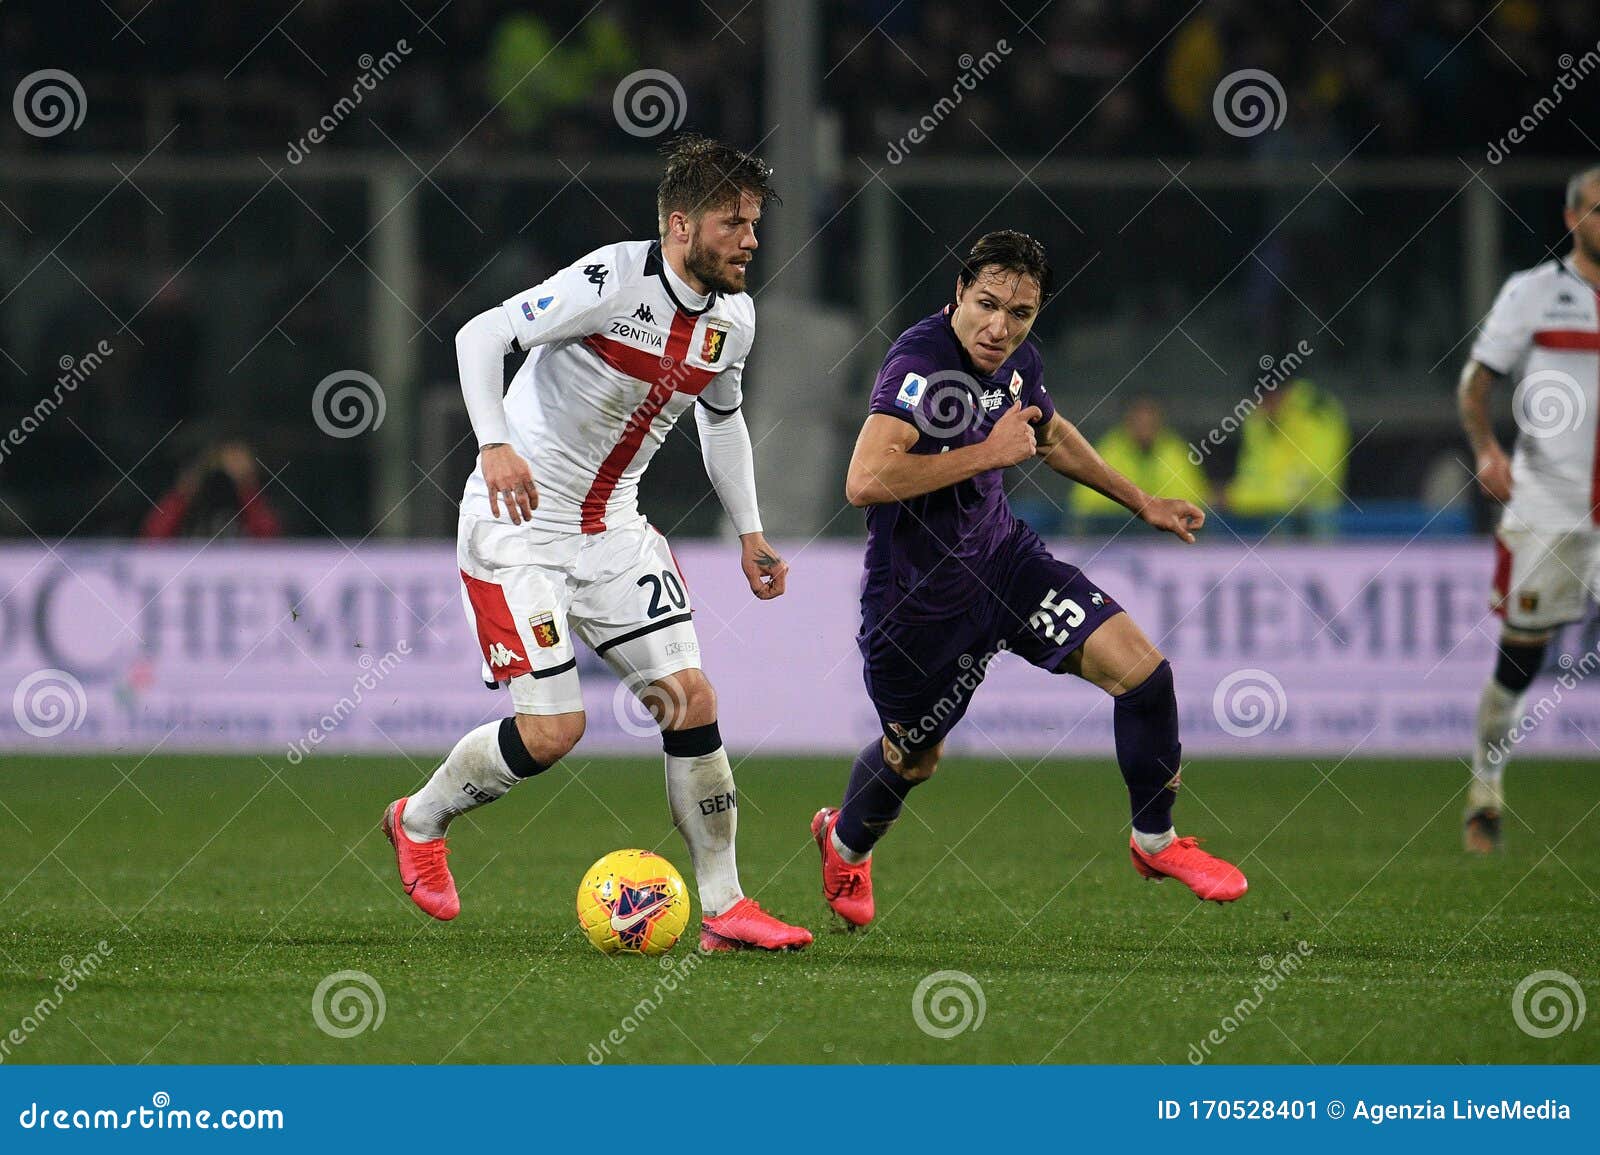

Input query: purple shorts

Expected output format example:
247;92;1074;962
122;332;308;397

858;524;1122;751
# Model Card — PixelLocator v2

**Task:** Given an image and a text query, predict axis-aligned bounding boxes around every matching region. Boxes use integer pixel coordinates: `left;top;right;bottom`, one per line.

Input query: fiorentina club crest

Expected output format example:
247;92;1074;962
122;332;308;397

607;877;675;951
1009;369;1023;401
700;320;731;364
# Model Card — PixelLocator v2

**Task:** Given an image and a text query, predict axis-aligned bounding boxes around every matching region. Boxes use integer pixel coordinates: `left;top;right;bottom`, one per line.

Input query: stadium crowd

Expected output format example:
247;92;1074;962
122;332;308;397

2;1;1596;160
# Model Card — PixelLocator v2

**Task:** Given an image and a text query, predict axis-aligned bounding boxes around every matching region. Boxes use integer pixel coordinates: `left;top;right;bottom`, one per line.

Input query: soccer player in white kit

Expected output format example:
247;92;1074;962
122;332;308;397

1459;164;1600;853
384;136;811;949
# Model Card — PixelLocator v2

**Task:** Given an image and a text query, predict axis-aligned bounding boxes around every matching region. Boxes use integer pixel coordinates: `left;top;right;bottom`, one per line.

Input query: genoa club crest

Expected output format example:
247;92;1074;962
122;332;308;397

700;320;731;364
528;612;560;648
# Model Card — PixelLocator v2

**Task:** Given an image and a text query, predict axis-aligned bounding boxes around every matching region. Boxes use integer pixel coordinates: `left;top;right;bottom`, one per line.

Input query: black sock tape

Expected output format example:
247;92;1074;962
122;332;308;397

663;720;722;758
498;716;548;778
1494;640;1546;694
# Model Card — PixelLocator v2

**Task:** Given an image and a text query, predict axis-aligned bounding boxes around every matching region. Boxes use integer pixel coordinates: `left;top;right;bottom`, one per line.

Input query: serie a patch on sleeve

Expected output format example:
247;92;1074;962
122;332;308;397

895;372;926;409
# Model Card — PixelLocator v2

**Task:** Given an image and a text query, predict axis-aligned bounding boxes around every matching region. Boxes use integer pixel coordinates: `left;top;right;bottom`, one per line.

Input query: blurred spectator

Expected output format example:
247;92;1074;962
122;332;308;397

1072;397;1206;527
141;442;282;539
1223;378;1350;531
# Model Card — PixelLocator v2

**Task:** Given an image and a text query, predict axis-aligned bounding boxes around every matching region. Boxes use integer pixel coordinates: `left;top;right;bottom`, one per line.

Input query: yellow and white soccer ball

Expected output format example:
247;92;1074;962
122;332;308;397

576;849;690;956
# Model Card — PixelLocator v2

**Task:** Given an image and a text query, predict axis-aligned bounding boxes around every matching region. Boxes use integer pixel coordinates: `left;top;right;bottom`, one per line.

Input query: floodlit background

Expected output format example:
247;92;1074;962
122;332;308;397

2;1;1599;756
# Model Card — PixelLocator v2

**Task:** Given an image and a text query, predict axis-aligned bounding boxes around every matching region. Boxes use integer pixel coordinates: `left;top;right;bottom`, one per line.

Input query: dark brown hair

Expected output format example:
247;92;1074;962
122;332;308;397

657;134;780;236
958;229;1053;304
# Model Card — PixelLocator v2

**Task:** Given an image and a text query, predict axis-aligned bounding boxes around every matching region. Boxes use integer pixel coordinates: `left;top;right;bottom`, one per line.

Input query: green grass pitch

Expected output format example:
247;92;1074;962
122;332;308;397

1;754;1596;1065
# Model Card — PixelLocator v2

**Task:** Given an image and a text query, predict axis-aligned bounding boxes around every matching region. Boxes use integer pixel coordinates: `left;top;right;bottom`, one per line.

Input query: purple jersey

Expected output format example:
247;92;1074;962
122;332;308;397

861;307;1055;622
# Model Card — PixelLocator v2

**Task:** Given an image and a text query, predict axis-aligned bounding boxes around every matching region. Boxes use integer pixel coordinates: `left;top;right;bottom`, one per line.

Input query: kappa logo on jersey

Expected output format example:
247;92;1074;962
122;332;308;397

528;612;560;648
700;320;731;364
632;303;656;324
1090;591;1105;606
1009;369;1024;401
583;263;608;295
522;294;555;321
895;372;927;410
486;641;524;668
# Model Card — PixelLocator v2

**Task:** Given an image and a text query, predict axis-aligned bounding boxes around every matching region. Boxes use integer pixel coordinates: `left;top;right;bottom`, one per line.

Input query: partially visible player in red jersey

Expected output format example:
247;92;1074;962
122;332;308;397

384;136;811;951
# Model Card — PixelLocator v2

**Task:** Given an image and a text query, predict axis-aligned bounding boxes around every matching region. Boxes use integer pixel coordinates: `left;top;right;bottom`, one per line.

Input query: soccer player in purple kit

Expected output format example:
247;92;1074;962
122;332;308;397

811;231;1247;927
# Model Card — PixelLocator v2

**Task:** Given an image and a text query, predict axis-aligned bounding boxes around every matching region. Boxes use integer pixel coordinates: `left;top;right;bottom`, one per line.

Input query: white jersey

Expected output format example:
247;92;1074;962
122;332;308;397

1472;257;1600;532
463;239;755;534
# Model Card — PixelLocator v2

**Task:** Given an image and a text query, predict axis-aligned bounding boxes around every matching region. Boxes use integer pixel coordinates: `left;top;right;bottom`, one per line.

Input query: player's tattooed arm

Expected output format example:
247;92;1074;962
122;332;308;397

1038;413;1203;543
1458;360;1511;503
739;533;789;600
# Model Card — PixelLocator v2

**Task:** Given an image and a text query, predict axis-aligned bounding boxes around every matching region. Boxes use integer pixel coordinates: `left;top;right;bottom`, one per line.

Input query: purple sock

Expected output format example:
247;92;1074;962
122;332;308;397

1112;660;1182;835
834;739;918;855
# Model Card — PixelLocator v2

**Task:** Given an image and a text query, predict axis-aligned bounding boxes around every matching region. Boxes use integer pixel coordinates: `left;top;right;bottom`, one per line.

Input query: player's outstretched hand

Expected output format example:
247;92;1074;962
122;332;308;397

1474;444;1512;503
984;401;1043;468
1141;496;1205;544
739;533;789;600
481;443;538;524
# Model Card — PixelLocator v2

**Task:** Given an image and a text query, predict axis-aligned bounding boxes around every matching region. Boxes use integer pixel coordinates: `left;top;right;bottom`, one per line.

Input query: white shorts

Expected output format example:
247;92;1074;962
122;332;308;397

1492;521;1600;632
457;514;701;714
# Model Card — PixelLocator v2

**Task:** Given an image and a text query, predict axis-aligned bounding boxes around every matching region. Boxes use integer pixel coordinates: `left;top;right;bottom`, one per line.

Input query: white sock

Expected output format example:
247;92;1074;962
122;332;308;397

664;744;743;916
1470;679;1519;812
403;721;523;841
831;827;870;864
1133;827;1176;855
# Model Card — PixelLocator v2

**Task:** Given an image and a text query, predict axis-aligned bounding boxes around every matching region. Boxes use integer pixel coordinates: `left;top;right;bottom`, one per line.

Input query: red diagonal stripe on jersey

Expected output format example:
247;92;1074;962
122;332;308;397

581;311;702;534
582;329;717;395
1533;329;1600;351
